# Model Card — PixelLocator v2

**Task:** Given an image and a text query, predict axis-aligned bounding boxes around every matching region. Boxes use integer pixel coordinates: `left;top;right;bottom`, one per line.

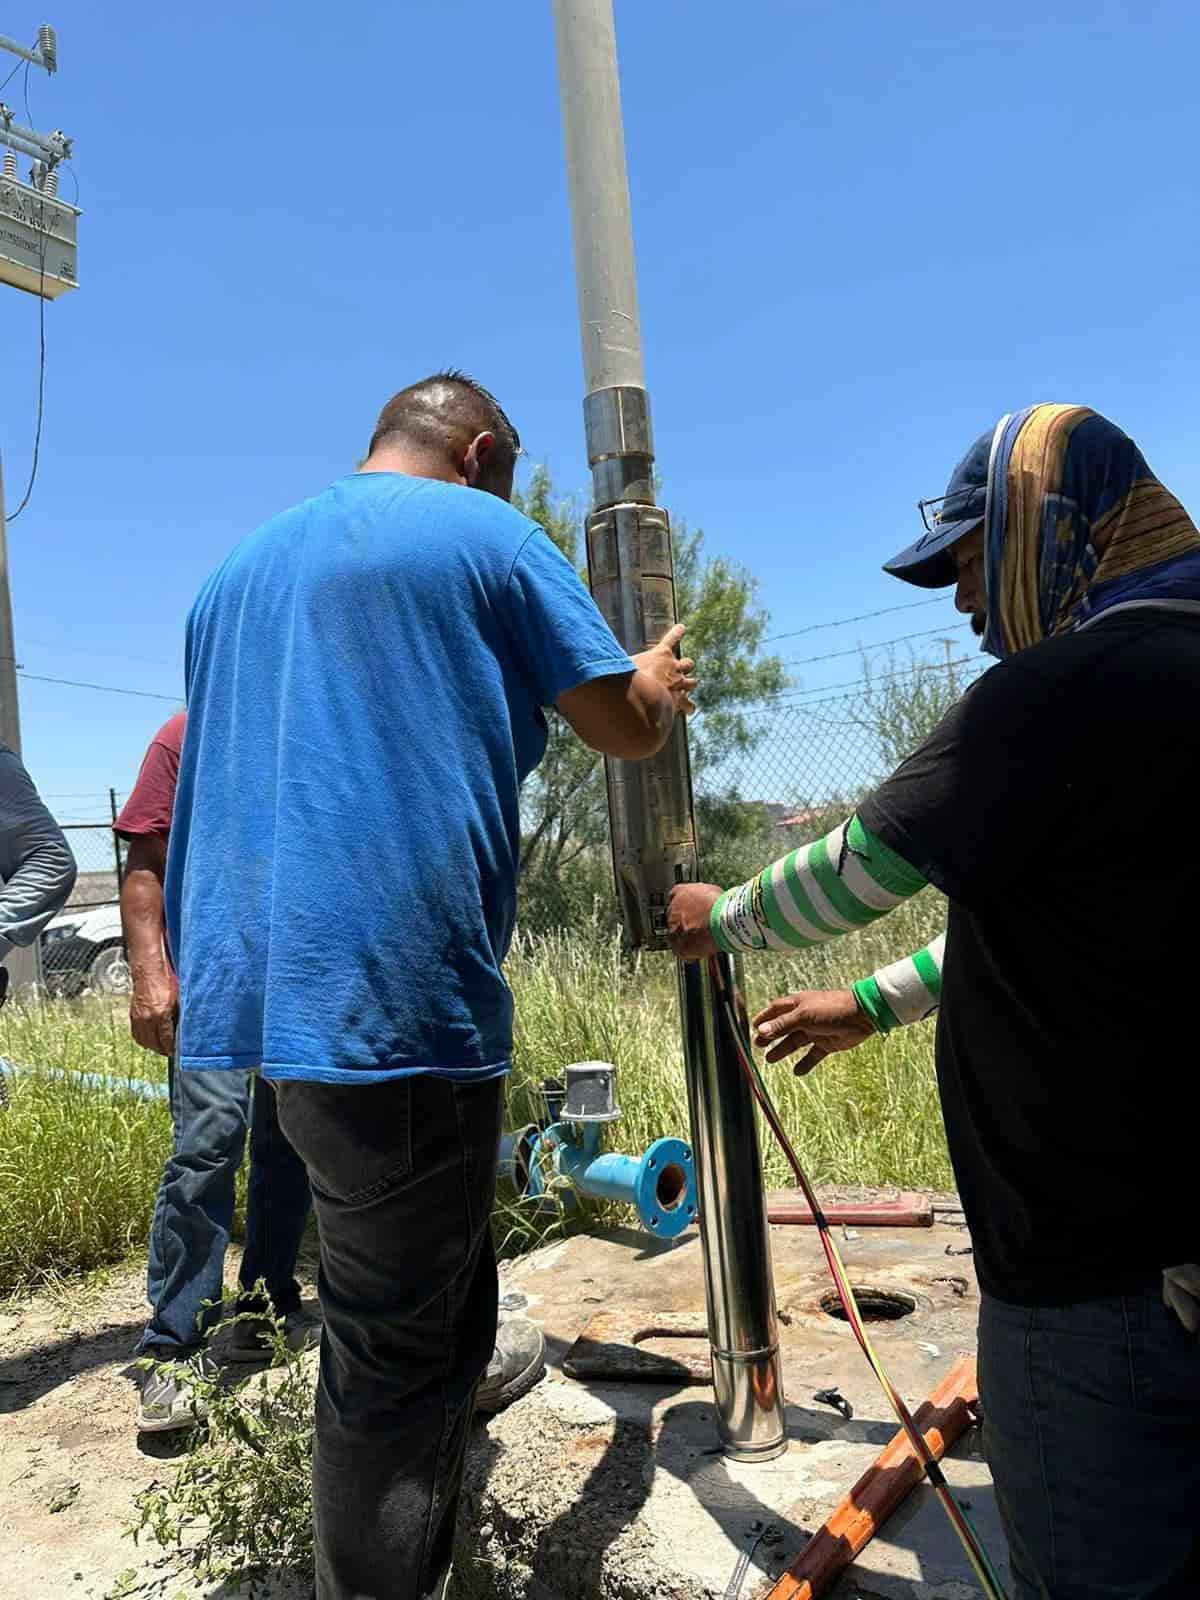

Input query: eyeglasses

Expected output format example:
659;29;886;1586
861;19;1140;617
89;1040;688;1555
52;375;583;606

916;489;983;535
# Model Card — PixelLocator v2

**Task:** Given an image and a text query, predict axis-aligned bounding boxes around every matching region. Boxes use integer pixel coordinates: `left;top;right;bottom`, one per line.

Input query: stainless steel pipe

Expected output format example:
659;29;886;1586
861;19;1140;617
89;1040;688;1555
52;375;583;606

678;956;786;1460
551;0;786;1461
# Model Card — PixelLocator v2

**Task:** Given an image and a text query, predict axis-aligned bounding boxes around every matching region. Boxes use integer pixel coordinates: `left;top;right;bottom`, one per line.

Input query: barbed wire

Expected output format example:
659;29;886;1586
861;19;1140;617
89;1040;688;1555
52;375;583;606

764;595;949;643
751;652;980;709
780;621;970;669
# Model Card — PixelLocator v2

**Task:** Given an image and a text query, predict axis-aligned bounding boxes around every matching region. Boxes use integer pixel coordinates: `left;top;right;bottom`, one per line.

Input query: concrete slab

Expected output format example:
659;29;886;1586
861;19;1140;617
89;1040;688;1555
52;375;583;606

458;1206;1009;1600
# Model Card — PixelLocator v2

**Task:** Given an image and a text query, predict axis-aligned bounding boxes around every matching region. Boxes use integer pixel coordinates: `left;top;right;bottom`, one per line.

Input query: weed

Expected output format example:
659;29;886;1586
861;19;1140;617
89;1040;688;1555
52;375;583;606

130;1297;315;1591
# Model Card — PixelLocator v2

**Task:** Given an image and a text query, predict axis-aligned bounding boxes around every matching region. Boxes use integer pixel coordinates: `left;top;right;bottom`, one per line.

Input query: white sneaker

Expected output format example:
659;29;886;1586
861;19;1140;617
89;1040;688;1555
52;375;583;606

136;1363;209;1433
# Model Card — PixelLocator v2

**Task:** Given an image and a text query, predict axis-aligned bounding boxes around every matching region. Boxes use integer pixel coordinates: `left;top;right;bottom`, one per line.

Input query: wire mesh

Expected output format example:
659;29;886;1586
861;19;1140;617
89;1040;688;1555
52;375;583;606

517;657;984;934
41;816;129;996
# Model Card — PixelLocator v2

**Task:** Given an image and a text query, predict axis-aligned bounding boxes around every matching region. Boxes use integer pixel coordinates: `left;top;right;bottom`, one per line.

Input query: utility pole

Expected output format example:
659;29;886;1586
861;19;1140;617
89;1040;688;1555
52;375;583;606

0;405;38;992
0;18;78;994
552;0;786;1462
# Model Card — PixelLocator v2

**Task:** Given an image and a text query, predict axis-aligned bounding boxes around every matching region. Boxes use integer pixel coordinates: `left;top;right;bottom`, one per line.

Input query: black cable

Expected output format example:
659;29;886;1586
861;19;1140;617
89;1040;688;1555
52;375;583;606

0;57;23;95
5;185;47;523
22;60;31;125
16;670;179;703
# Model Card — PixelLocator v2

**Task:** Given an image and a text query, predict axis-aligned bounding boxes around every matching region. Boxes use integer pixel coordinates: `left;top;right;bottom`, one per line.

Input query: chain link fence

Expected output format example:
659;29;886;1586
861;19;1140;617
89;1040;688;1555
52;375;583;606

517;656;984;934
36;655;980;984
41;816;130;997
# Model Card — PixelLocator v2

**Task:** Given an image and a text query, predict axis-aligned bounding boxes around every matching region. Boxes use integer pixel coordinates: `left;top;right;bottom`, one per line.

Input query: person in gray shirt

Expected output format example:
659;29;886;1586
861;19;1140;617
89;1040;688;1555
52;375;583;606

0;743;77;1003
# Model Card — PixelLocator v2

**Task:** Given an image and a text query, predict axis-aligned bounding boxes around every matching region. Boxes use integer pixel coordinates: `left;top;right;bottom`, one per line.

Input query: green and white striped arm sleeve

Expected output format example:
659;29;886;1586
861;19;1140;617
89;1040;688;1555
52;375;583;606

709;814;928;955
853;932;946;1035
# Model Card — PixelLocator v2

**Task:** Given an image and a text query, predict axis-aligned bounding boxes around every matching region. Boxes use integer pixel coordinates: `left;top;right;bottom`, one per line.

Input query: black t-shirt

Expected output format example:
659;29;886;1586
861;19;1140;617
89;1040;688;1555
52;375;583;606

858;610;1200;1305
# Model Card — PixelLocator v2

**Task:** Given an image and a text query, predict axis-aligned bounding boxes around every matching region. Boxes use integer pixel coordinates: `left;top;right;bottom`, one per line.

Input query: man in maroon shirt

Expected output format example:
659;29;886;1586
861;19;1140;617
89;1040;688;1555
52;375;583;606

116;713;317;1432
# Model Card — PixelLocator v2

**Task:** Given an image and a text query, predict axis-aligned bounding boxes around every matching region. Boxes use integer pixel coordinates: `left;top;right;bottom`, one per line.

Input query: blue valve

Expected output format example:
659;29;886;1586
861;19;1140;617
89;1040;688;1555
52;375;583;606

500;1064;697;1239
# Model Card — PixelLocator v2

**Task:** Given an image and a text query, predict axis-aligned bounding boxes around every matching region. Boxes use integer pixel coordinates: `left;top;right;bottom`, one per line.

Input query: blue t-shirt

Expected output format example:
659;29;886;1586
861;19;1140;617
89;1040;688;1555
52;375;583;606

165;472;634;1083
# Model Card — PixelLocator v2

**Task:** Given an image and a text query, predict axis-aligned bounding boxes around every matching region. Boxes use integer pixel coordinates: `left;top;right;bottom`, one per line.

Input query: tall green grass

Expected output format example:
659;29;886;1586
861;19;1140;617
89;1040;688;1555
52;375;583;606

0;898;952;1292
505;892;952;1213
0;1069;171;1290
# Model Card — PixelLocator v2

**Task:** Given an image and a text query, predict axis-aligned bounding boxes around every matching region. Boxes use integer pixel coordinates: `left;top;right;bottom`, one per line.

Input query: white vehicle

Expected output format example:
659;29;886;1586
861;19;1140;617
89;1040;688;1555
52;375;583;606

41;903;131;997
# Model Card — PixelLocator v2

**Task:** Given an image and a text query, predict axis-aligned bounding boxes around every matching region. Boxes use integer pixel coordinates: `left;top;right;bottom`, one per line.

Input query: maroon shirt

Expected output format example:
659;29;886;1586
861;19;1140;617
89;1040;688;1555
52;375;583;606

114;713;185;840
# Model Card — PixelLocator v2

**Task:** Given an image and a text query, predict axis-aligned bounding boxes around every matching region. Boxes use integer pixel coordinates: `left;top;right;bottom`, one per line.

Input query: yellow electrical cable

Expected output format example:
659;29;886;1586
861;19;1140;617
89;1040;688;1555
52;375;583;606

709;958;1008;1600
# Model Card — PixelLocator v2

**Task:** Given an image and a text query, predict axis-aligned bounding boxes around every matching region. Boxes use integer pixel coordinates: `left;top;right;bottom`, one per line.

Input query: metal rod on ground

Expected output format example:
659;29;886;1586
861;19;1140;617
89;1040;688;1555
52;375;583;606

551;0;786;1462
0;452;41;995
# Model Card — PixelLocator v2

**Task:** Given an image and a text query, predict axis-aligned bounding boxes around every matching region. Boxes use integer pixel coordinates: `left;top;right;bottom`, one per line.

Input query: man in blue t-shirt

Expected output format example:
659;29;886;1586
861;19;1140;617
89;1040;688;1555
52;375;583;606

166;371;695;1600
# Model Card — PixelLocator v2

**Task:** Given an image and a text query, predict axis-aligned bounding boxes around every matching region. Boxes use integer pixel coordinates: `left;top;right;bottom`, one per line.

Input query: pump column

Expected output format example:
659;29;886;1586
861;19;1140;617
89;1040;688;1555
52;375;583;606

551;0;786;1461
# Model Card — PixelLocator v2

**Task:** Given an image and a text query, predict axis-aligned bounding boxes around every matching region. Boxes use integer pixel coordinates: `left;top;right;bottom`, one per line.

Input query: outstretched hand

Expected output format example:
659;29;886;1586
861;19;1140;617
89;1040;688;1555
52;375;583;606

751;988;876;1074
632;623;697;718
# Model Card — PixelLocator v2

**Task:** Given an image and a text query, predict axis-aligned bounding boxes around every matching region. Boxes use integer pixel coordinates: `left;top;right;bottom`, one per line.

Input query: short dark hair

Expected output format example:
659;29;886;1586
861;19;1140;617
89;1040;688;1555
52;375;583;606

366;370;521;469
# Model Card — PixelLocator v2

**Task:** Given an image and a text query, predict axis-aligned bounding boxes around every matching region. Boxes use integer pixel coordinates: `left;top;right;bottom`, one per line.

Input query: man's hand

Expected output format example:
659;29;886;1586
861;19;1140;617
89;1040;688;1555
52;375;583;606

752;989;876;1074
556;623;697;761
130;968;179;1057
665;882;722;960
1163;1264;1200;1335
632;624;697;718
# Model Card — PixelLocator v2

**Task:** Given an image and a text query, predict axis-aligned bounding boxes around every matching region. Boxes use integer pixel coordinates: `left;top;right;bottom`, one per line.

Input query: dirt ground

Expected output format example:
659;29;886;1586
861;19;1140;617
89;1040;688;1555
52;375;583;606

0;1251;317;1600
2;1199;984;1600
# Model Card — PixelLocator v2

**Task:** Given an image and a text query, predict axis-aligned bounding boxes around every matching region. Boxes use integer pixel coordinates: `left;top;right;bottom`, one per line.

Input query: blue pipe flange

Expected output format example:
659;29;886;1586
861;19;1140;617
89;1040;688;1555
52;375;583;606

631;1136;697;1238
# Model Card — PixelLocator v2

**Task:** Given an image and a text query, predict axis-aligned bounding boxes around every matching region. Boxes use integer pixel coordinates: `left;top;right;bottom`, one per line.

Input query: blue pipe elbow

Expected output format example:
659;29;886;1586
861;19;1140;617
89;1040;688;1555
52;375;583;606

546;1125;697;1239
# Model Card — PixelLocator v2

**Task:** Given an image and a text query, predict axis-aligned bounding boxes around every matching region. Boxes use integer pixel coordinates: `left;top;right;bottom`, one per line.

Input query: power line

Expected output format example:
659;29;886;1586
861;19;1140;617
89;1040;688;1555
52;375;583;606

781;621;970;669
0;56;23;94
764;595;948;644
16;669;179;702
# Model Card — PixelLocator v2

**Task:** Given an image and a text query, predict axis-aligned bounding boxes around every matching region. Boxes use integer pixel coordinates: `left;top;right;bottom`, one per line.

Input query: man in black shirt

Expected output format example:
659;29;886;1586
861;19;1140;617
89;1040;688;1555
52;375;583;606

667;405;1200;1600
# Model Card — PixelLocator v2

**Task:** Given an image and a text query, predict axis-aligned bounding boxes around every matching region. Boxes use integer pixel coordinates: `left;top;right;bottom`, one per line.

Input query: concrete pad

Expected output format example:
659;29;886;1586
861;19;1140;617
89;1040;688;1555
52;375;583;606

458;1208;1009;1599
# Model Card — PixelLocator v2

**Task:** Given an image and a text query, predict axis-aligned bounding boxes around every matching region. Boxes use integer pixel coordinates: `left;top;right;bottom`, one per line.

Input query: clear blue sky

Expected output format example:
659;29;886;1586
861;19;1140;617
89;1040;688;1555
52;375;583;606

1;0;1197;822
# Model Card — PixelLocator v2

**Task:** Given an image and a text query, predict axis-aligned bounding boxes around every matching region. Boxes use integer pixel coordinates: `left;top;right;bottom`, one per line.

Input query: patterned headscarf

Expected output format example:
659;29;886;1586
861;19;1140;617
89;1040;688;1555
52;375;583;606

982;404;1200;659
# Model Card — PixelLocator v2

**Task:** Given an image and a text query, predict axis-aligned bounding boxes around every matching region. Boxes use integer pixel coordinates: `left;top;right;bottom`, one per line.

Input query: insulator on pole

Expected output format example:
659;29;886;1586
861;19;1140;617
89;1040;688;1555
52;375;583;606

41;165;57;196
37;24;56;73
1;149;16;180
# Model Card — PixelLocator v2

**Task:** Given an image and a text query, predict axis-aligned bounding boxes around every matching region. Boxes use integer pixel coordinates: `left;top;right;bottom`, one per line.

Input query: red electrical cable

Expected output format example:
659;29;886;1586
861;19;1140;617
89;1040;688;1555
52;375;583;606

708;957;1008;1600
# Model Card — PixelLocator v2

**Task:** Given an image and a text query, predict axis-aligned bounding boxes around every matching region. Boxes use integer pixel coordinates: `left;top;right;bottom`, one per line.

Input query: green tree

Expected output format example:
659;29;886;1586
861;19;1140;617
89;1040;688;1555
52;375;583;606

512;465;788;929
855;643;980;776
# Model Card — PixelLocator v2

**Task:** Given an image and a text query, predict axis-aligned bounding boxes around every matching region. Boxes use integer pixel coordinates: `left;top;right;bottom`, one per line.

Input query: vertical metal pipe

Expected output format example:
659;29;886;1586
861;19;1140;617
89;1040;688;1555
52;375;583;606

678;955;785;1459
110;787;124;890
551;0;785;1461
551;0;644;394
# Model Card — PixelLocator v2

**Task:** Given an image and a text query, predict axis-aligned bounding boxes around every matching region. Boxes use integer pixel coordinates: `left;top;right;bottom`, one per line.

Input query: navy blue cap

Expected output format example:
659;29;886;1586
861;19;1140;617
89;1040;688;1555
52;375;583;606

884;427;992;588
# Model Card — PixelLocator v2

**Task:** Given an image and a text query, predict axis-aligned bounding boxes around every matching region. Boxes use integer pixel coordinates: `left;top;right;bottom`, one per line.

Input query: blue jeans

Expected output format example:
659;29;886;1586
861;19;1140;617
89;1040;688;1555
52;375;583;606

274;1073;503;1600
139;1062;313;1354
979;1284;1200;1599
